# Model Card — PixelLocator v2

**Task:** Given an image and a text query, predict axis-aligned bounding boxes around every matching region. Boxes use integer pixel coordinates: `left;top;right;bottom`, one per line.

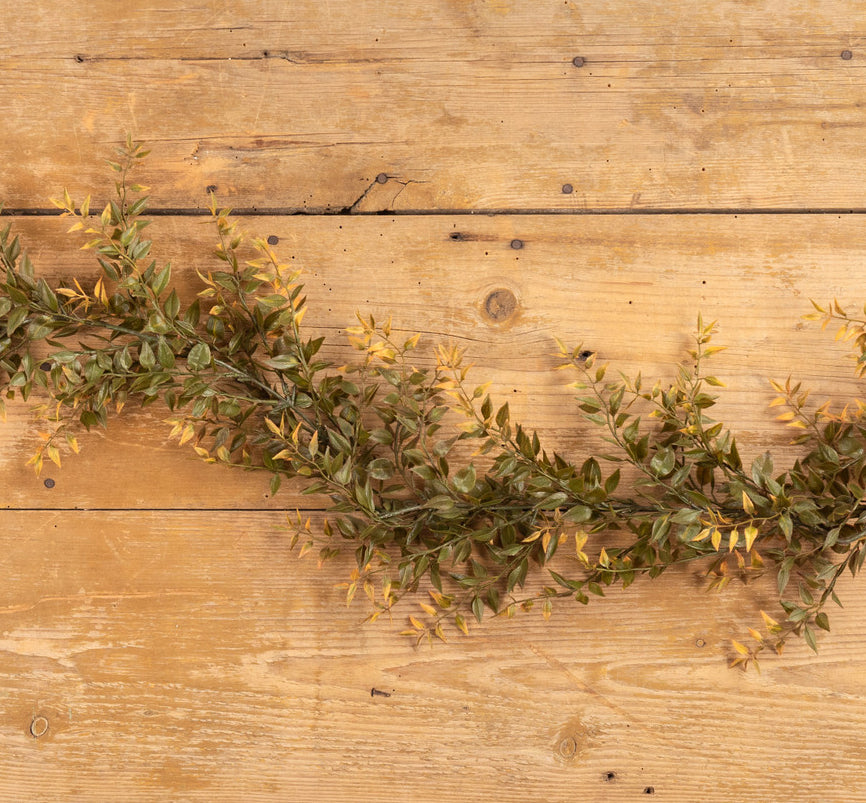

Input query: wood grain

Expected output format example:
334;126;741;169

2;213;864;510
4;1;866;799
2;510;866;802
2;0;866;210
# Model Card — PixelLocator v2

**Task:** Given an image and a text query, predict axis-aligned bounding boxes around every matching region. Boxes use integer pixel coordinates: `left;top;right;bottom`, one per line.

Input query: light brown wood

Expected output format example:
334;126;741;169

2;509;866;802
2;213;864;509
5;1;866;799
2;0;866;209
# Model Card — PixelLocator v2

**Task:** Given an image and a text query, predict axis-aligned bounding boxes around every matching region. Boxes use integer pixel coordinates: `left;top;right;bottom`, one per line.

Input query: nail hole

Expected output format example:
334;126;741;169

562;183;574;194
696;638;706;648
205;185;217;194
510;239;523;250
572;56;586;67
30;716;49;738
267;235;279;245
73;54;86;63
644;787;655;795
44;478;56;489
605;771;617;782
449;232;465;241
841;49;853;60
578;350;593;361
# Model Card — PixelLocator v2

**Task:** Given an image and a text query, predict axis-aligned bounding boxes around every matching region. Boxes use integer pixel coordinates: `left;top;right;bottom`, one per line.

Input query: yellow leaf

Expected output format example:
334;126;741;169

760;610;780;630
732;640;749;656
455;613;469;635
728;529;739;551
742;491;755;515
747;627;764;642
409;616;425;631
744;524;759;552
542;531;552;553
419;603;437;616
46;446;61;468
711;528;722;551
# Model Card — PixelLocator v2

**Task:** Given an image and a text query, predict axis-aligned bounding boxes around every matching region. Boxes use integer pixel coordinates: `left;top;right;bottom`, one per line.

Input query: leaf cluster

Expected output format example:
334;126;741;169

2;140;865;668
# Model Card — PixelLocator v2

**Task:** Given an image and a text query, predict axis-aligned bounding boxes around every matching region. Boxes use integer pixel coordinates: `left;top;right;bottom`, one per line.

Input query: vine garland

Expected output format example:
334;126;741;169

2;139;865;670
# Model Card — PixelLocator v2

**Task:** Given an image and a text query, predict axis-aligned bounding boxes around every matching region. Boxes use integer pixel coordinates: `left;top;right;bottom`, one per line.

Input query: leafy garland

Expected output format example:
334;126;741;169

2;139;865;669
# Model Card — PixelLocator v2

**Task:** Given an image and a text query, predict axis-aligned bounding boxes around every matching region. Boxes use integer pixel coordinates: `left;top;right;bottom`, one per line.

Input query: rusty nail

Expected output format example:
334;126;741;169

370;687;391;698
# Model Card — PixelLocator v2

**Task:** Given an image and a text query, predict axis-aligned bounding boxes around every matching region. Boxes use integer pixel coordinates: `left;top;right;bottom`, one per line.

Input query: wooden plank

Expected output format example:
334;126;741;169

2;0;866;209
1;509;866;801
2;213;865;509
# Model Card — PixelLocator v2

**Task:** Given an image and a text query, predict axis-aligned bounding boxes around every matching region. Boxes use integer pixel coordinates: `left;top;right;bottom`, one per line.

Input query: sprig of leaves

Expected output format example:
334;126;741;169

2;140;865;668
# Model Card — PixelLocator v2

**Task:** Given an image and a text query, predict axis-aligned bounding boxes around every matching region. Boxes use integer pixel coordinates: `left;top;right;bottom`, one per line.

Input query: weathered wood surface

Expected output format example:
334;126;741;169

1;213;864;510
4;509;866;802
4;0;866;800
2;0;866;210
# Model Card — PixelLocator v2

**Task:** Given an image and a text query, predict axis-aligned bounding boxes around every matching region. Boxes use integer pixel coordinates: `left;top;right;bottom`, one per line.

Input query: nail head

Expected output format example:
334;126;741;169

562;183;574;194
44;478;56;489
510;239;523;250
376;173;389;184
841;49;853;60
267;235;279;245
572;56;586;67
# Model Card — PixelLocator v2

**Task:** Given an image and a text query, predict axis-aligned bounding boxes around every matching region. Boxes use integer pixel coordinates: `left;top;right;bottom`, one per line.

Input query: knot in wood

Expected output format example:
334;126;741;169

483;289;518;323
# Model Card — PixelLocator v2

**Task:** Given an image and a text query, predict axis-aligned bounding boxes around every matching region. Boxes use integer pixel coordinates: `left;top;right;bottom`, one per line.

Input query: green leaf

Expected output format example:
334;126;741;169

138;340;156;370
265;354;299;370
452;465;476;494
368;458;394;481
563;505;592;523
5;306;27;336
187;342;211;371
152;263;171;296
157;338;175;369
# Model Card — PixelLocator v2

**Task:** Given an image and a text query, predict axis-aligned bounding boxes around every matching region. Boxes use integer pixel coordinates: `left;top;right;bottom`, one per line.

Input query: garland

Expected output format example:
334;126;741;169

2;139;864;670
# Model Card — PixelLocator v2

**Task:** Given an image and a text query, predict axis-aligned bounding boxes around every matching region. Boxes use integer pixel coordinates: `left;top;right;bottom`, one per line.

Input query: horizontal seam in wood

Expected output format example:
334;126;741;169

4;207;866;217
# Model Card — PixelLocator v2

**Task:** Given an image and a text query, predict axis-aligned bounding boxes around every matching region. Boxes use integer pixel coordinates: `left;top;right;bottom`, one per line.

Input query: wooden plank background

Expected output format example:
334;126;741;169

2;1;866;800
